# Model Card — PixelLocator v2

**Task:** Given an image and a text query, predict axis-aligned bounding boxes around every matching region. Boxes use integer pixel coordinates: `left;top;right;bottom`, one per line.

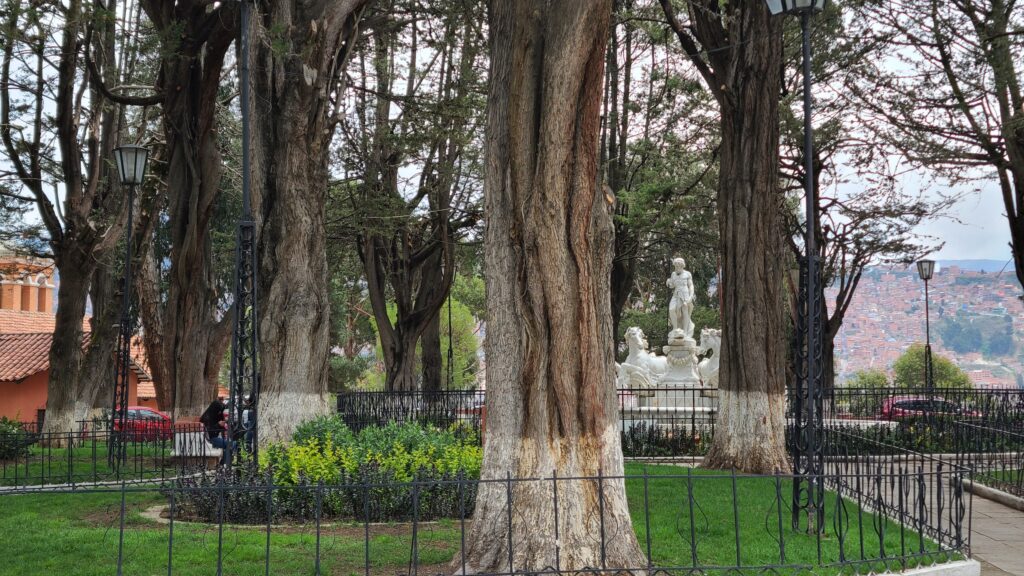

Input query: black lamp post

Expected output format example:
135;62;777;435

109;144;148;469
766;0;827;533
917;259;936;400
225;0;261;468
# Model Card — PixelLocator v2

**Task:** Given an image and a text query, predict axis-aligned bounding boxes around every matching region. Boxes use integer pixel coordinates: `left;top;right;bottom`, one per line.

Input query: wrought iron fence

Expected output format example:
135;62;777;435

337;386;1024;461
336;389;486;432
954;420;1024;498
0;461;970;576
0;421;218;490
820;427;970;548
335;388;718;460
7;386;1020;488
822;386;1024;425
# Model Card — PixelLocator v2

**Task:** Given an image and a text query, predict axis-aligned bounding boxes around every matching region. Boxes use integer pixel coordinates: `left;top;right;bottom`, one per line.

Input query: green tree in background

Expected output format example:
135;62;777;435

364;298;479;391
846;370;889;389
893;344;972;390
451;274;486;322
842;369;892;417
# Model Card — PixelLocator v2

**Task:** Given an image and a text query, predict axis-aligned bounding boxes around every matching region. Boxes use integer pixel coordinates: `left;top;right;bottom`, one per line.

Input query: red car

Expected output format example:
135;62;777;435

113;406;173;441
879;396;979;420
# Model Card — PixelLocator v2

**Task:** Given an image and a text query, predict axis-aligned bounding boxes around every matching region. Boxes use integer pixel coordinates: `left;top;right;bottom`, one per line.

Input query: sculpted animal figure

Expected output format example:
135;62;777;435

616;327;667;391
697;328;721;388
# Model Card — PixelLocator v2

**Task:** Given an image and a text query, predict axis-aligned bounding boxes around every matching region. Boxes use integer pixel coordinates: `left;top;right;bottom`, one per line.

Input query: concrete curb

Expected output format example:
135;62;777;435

961;479;1024;512
893;559;980;576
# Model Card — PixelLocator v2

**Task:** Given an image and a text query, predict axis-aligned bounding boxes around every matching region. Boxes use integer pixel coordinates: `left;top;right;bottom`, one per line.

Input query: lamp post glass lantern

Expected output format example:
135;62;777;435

108;143;148;470
765;0;827;15
917;259;935;281
113;144;149;186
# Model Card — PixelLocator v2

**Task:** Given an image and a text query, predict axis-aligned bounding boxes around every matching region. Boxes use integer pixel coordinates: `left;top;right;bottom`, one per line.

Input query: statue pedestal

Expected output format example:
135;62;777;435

659;334;701;387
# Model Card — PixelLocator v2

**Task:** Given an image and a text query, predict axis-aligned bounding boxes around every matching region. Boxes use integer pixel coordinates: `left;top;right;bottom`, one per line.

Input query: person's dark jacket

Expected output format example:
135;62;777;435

199;400;226;441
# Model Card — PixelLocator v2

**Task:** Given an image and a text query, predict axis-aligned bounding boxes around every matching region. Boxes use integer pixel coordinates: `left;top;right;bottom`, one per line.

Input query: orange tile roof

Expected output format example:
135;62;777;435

130;336;150;378
0;332;59;381
0;331;150;383
137;383;228;400
0;309;90;334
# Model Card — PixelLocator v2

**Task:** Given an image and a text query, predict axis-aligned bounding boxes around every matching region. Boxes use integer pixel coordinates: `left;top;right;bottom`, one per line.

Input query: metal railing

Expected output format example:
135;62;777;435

336;389;486;432
1;462;969;576
0;421;218;490
954;420;1024;498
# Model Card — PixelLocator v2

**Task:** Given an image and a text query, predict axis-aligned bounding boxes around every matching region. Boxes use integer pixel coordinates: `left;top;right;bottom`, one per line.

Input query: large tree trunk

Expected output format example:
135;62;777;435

43;252;93;440
660;0;790;473
76;259;119;422
3;0;126;442
610;229;638;342
137;1;237;418
459;2;645;573
136;233;170;409
699;9;789;472
250;0;367;443
419;249;445;394
388;337;419;392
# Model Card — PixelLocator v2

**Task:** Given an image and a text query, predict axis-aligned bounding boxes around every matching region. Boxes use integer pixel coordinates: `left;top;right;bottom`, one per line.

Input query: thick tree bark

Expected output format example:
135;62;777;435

44;254;92;437
137;1;237;418
661;0;790;473
250;0;367;443
136;233;170;409
36;0;125;441
76;259;119;422
420;250;445;394
459;2;645;573
700;22;789;472
610;229;638;342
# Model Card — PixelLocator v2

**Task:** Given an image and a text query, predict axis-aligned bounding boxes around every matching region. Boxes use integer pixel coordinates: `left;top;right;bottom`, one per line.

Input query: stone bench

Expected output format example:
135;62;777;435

170;423;221;460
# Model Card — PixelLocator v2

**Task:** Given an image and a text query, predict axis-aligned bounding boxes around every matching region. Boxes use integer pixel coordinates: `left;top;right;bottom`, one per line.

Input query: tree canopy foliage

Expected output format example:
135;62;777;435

893;343;973;390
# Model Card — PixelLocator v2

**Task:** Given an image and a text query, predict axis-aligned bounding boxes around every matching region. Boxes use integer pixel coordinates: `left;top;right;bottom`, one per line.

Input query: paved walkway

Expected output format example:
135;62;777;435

971;493;1024;575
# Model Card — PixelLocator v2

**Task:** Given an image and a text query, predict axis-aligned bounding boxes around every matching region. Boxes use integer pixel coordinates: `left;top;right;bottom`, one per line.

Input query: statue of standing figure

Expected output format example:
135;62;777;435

667;257;695;340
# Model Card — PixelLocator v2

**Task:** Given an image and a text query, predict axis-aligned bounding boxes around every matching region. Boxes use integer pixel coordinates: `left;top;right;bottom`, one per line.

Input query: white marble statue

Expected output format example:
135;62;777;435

697;328;721;388
667;257;696;340
616;327;667;392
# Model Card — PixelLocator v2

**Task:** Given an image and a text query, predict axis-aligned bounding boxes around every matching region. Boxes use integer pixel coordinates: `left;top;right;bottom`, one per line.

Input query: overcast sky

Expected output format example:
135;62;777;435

830;158;1014;265
921;179;1013;263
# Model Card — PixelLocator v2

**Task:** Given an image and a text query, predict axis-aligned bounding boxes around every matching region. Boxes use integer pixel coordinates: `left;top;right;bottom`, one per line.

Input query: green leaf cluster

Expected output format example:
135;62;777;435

893;343;973;390
362;297;479;390
264;420;482;486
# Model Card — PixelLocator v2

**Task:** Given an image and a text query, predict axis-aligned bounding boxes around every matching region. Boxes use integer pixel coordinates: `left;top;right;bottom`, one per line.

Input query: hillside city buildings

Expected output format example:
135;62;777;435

830;264;1023;389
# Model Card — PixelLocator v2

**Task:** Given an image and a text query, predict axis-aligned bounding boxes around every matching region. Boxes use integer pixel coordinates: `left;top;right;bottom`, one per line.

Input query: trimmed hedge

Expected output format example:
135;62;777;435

173;419;481;524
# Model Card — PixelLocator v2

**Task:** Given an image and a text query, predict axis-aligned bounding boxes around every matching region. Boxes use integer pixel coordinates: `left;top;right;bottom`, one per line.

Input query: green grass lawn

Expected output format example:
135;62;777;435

976;467;1023;495
628;465;954;574
0;440;177;486
0;464;957;576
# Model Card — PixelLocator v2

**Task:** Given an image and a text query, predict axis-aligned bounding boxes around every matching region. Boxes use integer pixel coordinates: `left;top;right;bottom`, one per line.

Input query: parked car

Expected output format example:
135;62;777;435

879;396;979;420
113;406;173;441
